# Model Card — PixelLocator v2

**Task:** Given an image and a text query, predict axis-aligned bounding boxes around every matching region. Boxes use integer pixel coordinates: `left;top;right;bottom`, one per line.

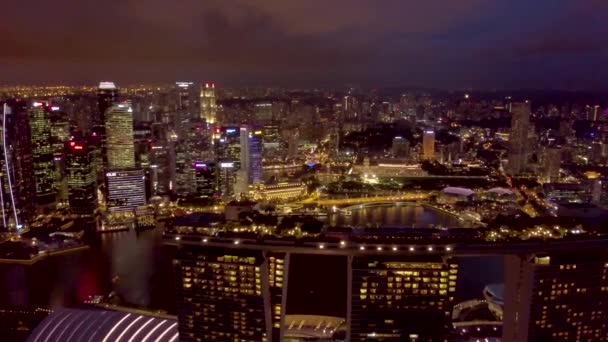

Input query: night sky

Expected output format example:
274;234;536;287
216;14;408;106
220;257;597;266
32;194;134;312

2;0;608;89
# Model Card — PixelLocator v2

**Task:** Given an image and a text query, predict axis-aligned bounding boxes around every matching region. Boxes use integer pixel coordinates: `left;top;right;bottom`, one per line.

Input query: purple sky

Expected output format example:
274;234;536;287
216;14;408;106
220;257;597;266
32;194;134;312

2;0;608;89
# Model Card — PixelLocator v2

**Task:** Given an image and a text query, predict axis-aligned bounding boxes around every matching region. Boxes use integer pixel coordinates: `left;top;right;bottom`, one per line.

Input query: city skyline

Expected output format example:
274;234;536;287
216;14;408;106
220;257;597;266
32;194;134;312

1;1;608;89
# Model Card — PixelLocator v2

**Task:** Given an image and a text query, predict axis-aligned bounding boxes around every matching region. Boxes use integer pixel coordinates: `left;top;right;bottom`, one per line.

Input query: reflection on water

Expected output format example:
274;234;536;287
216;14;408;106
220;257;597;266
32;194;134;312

329;203;466;227
0;227;176;313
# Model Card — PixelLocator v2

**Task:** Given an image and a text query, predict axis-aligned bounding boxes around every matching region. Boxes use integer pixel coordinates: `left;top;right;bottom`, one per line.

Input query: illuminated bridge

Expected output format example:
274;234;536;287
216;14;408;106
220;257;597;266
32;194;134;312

298;193;430;206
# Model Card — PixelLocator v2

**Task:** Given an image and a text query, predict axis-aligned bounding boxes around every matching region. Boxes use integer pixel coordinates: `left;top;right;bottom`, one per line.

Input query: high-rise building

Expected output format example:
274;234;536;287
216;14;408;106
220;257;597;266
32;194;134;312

65;139;96;215
175;119;212;195
215;127;241;197
105;102;135;169
97;81;119;168
240;127;262;185
503;250;608;342
200;82;217;124
543;147;561;183
349;255;457;341
254;102;273;124
105;169;146;213
193;161;217;197
173;246;288;342
508;102;531;175
175;82;200;132
0;101;36;231
29;101;57;208
392;136;410;158
422;130;435;159
49;108;70;203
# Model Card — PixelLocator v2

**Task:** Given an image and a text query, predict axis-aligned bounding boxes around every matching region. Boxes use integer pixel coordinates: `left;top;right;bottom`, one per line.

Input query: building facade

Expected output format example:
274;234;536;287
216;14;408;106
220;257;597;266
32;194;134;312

508;102;531;175
65;140;97;215
29;101;57;208
503;250;608;342
105;102;136;169
0;101;36;231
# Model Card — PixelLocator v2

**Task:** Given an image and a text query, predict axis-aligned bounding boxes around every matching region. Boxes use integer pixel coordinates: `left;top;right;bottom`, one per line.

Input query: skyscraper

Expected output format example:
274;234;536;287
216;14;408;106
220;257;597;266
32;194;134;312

503;250;608;342
543;147;561;183
215;127;241;197
97;81;119;168
65;139;96;215
200;82;217;124
392;136;410;159
105;102;136;169
422;130;435;160
239;127;262;185
29;101;57;208
105;169;146;213
175;119;212;195
508;102;531;175
175;81;200;133
0;101;36;231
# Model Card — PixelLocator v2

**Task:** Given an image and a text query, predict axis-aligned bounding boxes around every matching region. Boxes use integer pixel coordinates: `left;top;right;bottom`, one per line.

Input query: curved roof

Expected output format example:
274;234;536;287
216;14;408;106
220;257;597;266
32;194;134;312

487;187;514;196
441;187;475;197
27;308;178;342
483;283;505;305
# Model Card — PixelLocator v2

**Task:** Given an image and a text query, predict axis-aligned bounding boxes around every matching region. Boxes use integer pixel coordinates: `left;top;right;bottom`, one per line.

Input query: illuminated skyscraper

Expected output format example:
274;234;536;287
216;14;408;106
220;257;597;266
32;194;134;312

65;139;96;215
543;147;561;183
392;136;410;158
105;169;146;213
349;255;457;341
105;102;135;169
97;81;119;168
29;101;57;208
503;250;608;342
240;127;262;185
422;130;435;159
175;119;212;195
0;100;36;231
200;82;217;124
175;81;200;132
173;246;288;341
215;127;241;197
508;102;531;175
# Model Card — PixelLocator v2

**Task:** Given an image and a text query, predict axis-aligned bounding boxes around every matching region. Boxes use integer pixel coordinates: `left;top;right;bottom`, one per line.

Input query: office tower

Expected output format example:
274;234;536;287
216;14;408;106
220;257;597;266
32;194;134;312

193;161;217;197
349;255;457;341
262;125;281;150
0;101;36;231
287;128;299;158
200;82;217;124
173;246;288;341
105;102;136;169
543;147;561;182
49;108;70;203
215;127;241;197
503;250;608;342
255;102;273;124
150;144;171;195
392;136;410;158
508;102;531;175
105;169;146;213
65;140;96;215
97;81;119;167
29;101;57;208
240;127;262;185
175;119;212;195
175;81;200;132
422;130;435;159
